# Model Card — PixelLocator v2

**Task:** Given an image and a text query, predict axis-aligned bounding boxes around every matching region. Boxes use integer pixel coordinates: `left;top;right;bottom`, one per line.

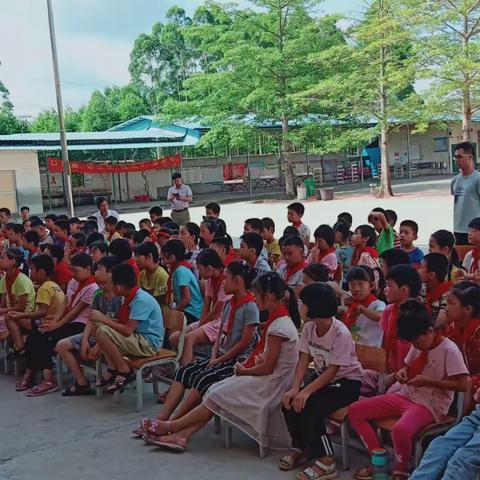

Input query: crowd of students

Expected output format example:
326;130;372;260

1;194;480;480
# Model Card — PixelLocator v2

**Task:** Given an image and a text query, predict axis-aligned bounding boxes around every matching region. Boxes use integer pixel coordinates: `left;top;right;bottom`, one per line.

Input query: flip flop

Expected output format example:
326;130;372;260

16;378;33;392
62;382;94;397
27;382;58;397
149;436;187;452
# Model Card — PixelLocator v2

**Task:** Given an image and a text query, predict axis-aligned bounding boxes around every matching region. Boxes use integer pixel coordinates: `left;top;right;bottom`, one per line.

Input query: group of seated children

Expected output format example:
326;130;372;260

2;199;480;480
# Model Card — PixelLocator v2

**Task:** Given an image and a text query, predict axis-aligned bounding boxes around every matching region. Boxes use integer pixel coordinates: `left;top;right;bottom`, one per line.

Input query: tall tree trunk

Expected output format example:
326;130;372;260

282;115;295;197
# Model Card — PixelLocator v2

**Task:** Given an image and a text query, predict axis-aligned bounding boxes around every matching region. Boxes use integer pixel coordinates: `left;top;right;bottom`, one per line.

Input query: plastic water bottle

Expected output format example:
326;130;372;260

371;448;389;479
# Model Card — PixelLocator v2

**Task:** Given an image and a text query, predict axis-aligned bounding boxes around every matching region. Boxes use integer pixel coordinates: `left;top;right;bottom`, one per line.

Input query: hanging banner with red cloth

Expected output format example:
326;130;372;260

47;154;182;174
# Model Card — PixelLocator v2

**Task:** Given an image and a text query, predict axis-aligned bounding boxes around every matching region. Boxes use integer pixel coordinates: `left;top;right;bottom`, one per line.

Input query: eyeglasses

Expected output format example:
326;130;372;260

454;154;472;160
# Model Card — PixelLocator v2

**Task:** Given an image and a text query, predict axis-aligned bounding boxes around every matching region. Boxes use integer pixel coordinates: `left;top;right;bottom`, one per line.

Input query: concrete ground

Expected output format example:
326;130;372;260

0;373;368;480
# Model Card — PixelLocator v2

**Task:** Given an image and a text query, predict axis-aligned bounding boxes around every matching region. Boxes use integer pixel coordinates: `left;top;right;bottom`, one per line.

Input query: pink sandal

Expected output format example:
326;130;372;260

27;382;58;397
16;378;33;392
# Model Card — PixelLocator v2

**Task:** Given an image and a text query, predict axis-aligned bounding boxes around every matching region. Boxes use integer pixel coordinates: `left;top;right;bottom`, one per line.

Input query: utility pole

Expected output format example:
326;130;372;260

46;0;74;217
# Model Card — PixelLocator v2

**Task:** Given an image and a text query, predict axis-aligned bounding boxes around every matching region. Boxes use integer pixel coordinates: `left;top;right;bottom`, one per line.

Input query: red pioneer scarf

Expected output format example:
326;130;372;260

225;292;255;335
352;246;378;266
384;303;401;359
166;260;193;301
425;281;452;315
67;276;97;310
343;294;378;329
317;247;337;263
407;331;444;380
244;303;289;368
27;247;39;262
118;286;140;325
224;249;235;266
451;318;480;349
5;268;21;307
285;261;307;283
468;248;480;274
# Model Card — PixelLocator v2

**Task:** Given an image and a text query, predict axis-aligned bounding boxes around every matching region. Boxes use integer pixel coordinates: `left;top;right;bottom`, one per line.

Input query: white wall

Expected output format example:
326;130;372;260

0;150;43;214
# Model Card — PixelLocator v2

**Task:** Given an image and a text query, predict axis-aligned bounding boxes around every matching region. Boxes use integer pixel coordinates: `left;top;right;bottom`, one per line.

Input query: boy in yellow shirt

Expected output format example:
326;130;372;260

9;254;65;391
262;217;281;268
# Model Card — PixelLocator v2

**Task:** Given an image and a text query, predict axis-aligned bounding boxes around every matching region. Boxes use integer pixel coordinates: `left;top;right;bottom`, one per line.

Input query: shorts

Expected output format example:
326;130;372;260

96;323;157;357
187;317;222;343
69;333;96;352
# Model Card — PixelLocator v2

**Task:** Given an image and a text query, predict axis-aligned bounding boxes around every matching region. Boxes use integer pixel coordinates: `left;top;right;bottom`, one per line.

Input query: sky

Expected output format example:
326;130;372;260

0;0;364;118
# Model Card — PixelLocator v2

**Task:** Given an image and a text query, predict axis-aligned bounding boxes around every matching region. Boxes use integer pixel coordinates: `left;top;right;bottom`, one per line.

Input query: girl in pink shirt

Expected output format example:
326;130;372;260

349;300;469;480
280;283;363;479
307;225;338;279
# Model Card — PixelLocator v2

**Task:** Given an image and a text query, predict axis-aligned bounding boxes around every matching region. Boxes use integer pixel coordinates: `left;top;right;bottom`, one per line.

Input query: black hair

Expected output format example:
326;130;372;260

162;239;186;261
225;261;257;291
313;224;335;247
70;252;93;269
20;206;29;212
303;263;330;283
450;281;480;317
5;248;25;268
379;248;411;269
384;209;398;226
30;219;46;229
468;217;480;230
0;208;11;216
337;212;353;227
397;299;433;341
116;220;126;231
280;234;304;250
386;264;422;298
97;255;122;272
455;141;475;156
22;219;31;227
30;254;54;277
133;229;150;245
23;230;40;247
244;218;264;233
252;271;301;328
210;236;232;253
372;207;387;216
149;206;163;217
86;232;104;248
287;202;305;216
182;222;200;244
262;217;275;232
111;263;136;288
135;242;159;263
9;224;25;235
172;172;182;180
355;225;377;247
105;216;118;226
400;220;419;235
54;220;70;235
44;213;57;222
423;253;448;282
139;218;151;227
87;216;98;222
283;226;301;237
71;232;86;248
348;265;376;284
96;196;108;208
196;248;224;269
108;238;132;262
200;218;228;249
334;222;350;240
46;244;64;262
83;221;98;235
300;283;338;319
57;215;69;220
162;221;179;233
241;232;264;257
155;217;173;226
205;202;221;215
69;217;80;225
431;229;460;281
90;240;108;254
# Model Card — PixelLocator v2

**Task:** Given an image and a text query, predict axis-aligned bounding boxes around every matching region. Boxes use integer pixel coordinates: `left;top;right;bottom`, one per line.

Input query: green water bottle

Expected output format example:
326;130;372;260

372;448;389;479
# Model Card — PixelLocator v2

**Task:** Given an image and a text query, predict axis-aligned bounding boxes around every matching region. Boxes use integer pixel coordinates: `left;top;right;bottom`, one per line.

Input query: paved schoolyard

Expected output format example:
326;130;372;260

0;374;367;480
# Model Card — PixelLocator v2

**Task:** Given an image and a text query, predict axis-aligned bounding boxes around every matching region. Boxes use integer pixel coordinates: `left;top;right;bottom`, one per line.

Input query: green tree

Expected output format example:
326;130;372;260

0;80;29;134
301;0;422;197
410;0;480;141
163;1;346;196
31;107;83;132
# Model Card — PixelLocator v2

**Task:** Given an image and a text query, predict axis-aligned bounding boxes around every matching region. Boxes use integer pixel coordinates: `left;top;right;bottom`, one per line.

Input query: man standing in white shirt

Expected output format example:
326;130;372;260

167;173;193;226
92;197;119;234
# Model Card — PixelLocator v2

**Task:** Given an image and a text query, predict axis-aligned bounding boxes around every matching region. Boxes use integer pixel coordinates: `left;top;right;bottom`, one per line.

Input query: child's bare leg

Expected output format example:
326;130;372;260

172;388;202;420
158;421;206;447
158;381;186;420
179;329;209;365
95;330;130;373
6;317;30;350
168;404;213;433
169;331;180;349
55;339;88;385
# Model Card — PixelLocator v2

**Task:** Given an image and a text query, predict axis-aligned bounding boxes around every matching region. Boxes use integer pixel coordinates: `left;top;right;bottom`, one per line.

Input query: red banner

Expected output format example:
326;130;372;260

223;163;247;181
47;154;182;174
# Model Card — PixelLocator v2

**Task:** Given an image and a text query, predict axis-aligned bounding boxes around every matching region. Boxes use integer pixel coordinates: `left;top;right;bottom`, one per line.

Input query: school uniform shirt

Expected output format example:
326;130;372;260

255;256;272;277
397;338;468;421
91;289;122;318
420;284;449;324
39;234;54;245
128;288;164;350
66;279;99;325
336;245;353;274
35;281;65;321
138;266;168;298
296;223;311;243
405;247;424;266
298;318;363;382
173;265;204;320
462;249;480;274
0;273;36;312
349;299;386;347
277;263;305;288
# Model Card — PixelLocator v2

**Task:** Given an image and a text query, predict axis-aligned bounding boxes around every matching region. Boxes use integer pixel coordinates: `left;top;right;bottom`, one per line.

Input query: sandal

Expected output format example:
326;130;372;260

7;348;25;360
16;377;33;392
353;466;373;480
96;368;118;388
147;435;187;452
130;418;157;438
297;461;338;480
27;381;58;397
279;450;308;471
107;369;136;393
62;382;94;397
145;419;172;436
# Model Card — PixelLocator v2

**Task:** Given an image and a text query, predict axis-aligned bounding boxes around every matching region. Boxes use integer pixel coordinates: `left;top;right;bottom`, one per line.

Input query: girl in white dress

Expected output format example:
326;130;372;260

141;271;300;453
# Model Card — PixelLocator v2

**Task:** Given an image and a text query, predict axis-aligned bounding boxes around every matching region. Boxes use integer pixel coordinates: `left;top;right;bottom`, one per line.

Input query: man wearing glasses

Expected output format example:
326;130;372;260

451;141;480;245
